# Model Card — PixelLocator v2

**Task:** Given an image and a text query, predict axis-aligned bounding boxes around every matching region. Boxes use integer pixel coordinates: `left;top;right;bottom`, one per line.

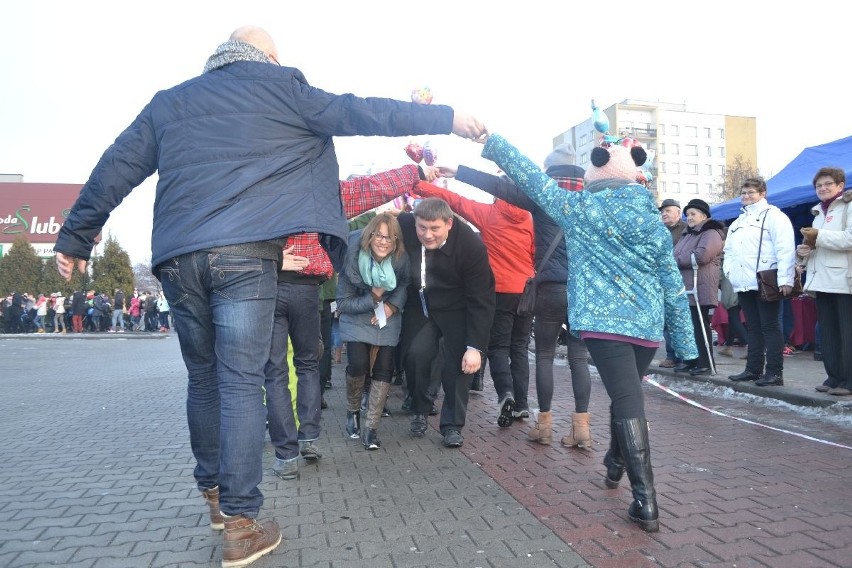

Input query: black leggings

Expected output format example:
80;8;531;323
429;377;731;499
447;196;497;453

584;338;656;420
346;342;395;383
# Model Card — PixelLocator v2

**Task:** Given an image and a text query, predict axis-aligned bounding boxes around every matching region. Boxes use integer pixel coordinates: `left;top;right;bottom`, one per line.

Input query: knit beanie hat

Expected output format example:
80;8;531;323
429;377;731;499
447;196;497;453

584;142;647;184
544;143;576;173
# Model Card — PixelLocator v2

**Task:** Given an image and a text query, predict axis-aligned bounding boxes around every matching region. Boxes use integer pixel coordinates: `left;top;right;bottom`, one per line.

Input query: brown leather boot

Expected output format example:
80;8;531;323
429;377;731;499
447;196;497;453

561;412;593;448
221;514;282;568
527;410;552;445
201;486;224;530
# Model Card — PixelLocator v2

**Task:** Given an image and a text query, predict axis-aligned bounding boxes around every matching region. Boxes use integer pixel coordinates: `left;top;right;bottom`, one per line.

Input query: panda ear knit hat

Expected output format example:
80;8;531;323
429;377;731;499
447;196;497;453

584;143;647;184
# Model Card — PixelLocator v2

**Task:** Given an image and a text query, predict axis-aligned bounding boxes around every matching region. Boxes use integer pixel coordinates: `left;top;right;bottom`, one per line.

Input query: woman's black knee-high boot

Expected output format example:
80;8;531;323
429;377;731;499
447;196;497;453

603;420;625;488
613;418;659;532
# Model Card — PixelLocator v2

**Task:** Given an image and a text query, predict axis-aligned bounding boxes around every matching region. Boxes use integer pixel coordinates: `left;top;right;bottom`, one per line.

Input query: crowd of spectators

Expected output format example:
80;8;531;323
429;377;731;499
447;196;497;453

1;288;170;334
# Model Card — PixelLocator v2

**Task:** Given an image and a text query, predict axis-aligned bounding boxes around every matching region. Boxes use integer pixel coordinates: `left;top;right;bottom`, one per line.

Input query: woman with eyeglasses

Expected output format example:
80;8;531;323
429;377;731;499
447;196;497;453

723;177;796;387
797;167;852;396
336;212;411;449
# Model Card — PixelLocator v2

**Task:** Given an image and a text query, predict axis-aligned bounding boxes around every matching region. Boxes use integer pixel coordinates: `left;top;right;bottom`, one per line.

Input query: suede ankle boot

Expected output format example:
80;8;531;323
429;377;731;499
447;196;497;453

527;410;552;445
560;412;593;448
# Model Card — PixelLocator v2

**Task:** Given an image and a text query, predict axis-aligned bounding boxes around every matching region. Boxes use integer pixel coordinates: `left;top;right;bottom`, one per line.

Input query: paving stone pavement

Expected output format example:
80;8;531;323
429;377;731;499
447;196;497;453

1;334;850;567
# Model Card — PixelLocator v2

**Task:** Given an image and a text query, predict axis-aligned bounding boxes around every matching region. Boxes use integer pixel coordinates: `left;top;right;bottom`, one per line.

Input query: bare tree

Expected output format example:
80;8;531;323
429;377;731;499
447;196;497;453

132;260;160;294
714;154;760;202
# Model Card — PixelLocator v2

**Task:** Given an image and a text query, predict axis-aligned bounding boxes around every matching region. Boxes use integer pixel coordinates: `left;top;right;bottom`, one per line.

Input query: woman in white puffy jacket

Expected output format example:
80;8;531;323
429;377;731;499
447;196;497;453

797;167;852;396
722;177;795;387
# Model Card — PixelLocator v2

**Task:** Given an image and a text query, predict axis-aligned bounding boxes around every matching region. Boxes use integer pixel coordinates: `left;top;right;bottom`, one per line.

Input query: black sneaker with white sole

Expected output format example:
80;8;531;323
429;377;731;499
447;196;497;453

497;394;515;428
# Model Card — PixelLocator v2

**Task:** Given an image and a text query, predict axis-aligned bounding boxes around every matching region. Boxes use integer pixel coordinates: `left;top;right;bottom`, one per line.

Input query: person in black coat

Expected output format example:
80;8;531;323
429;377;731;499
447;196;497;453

398;198;496;448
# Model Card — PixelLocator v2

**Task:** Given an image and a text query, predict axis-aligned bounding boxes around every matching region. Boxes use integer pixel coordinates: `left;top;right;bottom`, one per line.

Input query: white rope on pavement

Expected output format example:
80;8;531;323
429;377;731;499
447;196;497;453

644;375;852;451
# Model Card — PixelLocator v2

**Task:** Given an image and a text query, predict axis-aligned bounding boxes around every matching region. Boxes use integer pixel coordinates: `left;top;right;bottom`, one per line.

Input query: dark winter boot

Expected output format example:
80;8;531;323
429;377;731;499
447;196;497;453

346;374;365;439
603;420;625;489
613;418;659;532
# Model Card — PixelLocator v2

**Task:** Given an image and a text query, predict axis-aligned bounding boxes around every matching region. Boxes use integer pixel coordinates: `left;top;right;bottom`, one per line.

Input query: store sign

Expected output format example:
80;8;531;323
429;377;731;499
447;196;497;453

0;183;83;244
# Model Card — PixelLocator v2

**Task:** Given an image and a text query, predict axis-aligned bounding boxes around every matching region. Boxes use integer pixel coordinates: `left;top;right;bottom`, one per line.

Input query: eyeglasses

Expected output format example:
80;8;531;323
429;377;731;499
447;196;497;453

815;181;837;190
740;190;760;196
371;232;393;243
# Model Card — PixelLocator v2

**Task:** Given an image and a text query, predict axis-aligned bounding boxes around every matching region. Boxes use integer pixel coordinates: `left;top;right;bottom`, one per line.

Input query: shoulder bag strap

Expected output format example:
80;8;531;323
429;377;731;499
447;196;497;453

756;208;770;267
535;230;564;274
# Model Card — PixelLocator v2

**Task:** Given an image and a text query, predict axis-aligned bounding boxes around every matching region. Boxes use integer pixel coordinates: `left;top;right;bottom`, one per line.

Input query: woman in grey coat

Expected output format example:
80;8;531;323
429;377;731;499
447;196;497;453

337;213;411;449
673;199;726;375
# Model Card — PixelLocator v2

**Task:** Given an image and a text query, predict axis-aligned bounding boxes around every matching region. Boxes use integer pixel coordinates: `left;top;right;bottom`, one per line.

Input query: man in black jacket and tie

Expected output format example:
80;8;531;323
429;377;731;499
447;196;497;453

398;197;496;447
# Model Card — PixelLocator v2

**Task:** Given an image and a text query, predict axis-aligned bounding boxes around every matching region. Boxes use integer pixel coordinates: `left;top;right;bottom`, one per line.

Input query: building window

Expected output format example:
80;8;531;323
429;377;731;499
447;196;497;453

685;163;698;174
659;124;665;135
659;161;666;173
685;144;698;156
659;142;665;154
671;182;680;193
580;152;589;165
718;147;726;158
704;127;711;138
720;165;726;176
659;181;666;192
718;128;725;139
704;164;713;175
706;146;712;157
670;143;679;155
671;163;681;174
705;183;714;194
670;125;679;136
686;183;699;194
685;126;697;138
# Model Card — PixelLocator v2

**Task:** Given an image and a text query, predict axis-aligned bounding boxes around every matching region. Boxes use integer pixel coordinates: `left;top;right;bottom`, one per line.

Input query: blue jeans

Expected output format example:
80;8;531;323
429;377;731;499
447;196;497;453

111;309;125;330
265;282;322;462
158;251;278;518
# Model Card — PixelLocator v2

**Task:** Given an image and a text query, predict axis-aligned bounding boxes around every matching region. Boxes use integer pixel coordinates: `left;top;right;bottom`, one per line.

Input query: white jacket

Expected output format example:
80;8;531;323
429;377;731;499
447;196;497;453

723;200;796;292
802;193;852;295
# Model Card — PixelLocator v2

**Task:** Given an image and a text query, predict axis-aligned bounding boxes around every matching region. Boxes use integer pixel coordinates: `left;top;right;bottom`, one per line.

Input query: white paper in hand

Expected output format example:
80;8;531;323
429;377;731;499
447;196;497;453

374;301;387;328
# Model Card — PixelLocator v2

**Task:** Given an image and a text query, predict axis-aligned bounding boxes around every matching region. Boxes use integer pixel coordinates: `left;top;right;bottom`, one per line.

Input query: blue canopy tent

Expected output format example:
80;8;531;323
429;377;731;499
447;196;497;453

710;134;852;224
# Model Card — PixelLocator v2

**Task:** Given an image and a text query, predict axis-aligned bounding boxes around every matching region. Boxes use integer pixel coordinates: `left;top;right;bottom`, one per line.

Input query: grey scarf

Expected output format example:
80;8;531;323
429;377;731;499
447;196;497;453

203;40;272;73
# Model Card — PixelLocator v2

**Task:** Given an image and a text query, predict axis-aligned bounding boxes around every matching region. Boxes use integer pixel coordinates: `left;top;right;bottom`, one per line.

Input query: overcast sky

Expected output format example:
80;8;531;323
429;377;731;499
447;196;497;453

3;1;850;263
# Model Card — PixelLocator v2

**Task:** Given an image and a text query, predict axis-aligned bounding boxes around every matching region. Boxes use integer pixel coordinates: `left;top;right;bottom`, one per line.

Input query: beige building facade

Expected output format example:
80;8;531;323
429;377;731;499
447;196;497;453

553;100;757;206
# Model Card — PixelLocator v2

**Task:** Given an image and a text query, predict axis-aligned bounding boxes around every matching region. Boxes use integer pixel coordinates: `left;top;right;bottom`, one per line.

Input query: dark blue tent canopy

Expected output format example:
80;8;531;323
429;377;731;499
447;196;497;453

710;135;852;222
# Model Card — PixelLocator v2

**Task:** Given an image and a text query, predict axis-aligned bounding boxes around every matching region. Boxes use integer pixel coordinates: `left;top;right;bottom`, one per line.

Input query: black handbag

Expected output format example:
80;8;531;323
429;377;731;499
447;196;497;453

517;230;564;317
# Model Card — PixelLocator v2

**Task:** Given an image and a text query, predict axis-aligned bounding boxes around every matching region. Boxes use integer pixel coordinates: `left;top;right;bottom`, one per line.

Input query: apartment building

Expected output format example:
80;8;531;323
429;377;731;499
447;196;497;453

552;100;756;205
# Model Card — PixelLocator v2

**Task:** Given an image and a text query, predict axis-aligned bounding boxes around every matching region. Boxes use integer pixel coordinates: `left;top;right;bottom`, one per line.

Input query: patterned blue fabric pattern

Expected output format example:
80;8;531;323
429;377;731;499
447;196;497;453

481;134;698;361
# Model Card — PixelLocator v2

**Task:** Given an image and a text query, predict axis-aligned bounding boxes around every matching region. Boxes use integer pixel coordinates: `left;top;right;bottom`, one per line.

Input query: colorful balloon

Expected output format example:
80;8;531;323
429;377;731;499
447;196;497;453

591;99;609;134
405;142;424;163
411;87;433;105
423;141;437;166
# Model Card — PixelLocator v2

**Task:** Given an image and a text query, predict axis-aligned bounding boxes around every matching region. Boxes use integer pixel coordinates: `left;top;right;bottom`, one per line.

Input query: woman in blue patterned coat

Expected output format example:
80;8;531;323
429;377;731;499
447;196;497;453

479;133;697;533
